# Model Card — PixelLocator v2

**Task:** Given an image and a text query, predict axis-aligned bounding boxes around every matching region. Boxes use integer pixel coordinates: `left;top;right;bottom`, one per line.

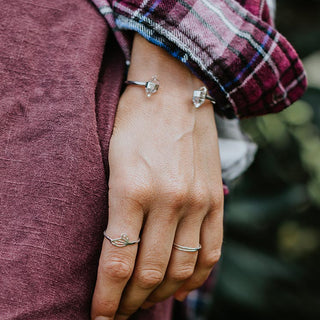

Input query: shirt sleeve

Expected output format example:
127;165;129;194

91;0;307;119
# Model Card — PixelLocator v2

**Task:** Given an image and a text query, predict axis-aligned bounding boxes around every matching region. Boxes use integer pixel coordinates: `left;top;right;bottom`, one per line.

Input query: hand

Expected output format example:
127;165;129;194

91;34;224;320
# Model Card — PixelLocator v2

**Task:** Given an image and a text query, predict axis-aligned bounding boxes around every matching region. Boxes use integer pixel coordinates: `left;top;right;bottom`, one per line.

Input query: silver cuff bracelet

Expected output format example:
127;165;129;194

125;75;160;97
125;75;215;108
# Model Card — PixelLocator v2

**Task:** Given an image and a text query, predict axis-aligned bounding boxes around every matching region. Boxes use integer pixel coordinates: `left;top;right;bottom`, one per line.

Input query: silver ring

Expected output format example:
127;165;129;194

103;230;140;248
192;86;216;108
173;243;202;252
125;75;160;97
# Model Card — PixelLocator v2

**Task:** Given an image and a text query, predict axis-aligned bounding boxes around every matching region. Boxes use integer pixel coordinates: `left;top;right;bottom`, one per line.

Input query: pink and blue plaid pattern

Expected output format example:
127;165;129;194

91;0;306;118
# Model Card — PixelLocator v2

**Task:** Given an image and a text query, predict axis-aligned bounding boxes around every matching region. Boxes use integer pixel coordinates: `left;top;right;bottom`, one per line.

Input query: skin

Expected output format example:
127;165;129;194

91;33;224;320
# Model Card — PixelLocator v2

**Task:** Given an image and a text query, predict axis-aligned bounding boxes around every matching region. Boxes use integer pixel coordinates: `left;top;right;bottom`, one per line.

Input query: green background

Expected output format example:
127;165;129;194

210;1;320;319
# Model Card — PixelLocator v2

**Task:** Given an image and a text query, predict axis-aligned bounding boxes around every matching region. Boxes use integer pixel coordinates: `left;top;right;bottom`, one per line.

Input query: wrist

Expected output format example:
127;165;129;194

121;33;214;123
128;33;205;97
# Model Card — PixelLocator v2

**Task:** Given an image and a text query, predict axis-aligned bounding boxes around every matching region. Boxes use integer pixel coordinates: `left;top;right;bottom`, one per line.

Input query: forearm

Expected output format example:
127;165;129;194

128;34;205;94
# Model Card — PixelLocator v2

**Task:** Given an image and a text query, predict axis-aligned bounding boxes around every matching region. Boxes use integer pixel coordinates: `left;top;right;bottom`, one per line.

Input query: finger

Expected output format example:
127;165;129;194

142;214;203;308
115;209;178;319
174;205;223;301
91;196;144;320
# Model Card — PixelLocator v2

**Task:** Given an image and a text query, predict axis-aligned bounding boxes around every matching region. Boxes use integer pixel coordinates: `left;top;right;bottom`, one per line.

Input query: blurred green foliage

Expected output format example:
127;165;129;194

276;0;320;58
210;88;320;320
209;1;320;319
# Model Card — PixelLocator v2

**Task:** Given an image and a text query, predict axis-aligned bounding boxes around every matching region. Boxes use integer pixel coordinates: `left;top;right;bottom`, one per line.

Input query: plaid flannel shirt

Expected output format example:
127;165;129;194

91;0;307;119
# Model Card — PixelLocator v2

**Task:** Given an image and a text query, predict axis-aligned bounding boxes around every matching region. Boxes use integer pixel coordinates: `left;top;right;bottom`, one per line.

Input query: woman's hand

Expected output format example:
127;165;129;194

91;34;224;320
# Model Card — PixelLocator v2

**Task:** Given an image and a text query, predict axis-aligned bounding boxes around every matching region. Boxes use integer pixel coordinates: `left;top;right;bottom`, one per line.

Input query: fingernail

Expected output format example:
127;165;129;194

174;291;189;302
141;301;155;309
95;317;112;320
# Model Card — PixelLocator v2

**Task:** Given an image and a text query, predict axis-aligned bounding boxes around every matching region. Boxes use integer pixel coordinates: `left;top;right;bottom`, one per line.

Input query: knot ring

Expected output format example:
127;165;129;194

103;231;140;248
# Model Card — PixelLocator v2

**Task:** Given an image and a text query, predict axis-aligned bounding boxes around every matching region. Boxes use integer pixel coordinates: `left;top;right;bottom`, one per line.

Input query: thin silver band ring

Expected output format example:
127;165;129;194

173;243;202;252
103;230;140;248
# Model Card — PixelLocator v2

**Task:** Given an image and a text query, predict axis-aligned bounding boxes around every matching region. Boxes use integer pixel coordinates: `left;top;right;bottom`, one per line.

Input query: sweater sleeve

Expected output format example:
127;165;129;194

91;0;307;118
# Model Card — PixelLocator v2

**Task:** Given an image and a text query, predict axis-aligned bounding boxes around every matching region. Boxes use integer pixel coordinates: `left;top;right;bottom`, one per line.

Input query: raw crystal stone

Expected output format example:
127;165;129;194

192;86;208;108
145;76;160;97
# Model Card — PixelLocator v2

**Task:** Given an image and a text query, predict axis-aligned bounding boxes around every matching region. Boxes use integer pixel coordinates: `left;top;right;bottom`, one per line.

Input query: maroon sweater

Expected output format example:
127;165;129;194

0;1;157;319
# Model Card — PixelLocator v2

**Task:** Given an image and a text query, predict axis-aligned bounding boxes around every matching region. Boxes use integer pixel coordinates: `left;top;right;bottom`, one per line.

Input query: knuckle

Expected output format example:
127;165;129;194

110;175;151;203
123;182;149;201
189;273;208;290
208;186;224;211
162;183;189;209
135;268;165;289
101;256;133;280
92;298;118;318
117;305;137;318
190;185;210;210
168;264;195;282
202;249;221;269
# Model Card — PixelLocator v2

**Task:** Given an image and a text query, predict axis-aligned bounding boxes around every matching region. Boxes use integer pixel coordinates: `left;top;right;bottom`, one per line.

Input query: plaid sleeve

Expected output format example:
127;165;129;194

91;0;307;118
